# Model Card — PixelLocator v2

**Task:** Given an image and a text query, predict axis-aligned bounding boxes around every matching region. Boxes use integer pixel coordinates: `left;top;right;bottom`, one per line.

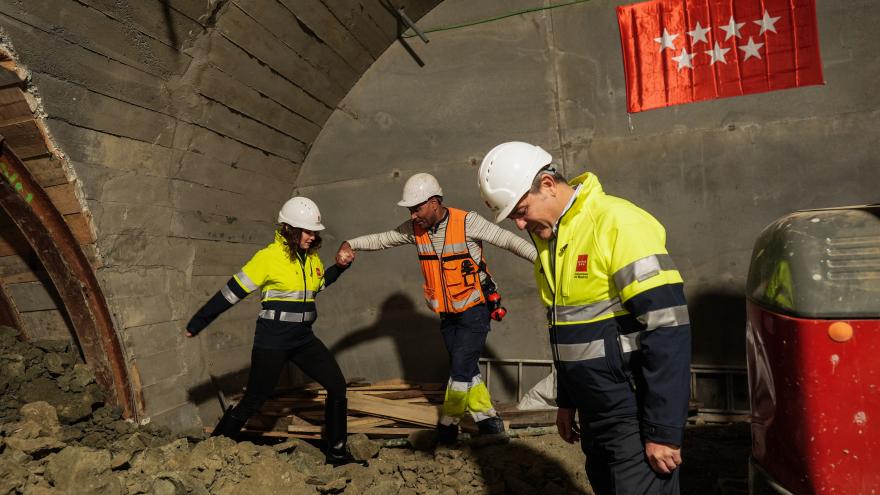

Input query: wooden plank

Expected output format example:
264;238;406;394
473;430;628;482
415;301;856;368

0;66;23;89
350;417;395;428
22;156;68;188
0;87;31;126
372;389;441;400
497;408;556;428
0;213;29;258
286;417;395;433
45;182;81;215
63;213;96;245
17;308;71;341
0;234;30;258
346;393;440;428
7;280;58;312
203;427;322;440
0;254;43;284
288;424;423;436
0;119;49;159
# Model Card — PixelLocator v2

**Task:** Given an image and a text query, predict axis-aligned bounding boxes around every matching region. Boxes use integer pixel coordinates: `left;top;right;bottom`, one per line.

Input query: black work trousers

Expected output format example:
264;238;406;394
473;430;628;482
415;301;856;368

231;336;346;421
580;414;680;495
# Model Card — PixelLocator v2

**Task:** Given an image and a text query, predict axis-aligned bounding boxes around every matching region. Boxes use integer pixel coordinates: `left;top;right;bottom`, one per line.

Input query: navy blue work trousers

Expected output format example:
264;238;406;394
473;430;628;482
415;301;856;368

440;304;490;382
580;414;680;495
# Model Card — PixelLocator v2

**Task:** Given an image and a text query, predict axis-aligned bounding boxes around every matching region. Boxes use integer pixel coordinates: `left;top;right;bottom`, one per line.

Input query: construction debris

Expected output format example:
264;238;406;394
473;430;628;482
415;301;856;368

219;379;556;442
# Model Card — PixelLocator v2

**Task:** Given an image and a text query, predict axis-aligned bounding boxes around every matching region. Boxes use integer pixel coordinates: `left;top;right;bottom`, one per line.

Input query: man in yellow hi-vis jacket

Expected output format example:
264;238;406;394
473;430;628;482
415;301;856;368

478;142;691;495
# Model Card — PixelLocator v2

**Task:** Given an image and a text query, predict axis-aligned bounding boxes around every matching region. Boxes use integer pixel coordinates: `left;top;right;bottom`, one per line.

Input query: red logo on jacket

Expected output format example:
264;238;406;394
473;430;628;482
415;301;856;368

316;267;322;277
576;254;589;273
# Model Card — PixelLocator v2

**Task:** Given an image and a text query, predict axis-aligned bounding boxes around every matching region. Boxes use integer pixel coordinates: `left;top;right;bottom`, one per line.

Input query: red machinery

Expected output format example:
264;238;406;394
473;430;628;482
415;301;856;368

746;205;880;494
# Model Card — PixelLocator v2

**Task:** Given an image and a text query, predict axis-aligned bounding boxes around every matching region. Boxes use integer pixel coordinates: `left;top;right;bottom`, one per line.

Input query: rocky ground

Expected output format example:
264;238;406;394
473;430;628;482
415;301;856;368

0;325;750;494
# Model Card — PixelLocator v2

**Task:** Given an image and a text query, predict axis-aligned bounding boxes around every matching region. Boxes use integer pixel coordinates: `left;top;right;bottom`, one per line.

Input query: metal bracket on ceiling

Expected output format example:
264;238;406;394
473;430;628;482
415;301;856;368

397;8;429;44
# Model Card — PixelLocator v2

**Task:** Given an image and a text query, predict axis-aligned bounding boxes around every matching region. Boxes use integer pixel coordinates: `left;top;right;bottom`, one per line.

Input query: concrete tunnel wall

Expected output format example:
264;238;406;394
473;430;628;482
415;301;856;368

0;0;440;429
0;0;877;431
300;0;879;401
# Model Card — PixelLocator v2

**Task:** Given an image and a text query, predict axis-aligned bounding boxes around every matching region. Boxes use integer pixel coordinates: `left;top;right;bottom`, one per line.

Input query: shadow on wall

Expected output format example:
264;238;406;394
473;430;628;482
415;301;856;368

331;292;519;393
186;367;252;413
688;290;747;365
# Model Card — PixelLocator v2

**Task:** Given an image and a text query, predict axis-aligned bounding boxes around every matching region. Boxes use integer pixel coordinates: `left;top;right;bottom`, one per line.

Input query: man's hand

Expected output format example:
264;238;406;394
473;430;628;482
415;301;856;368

645;441;682;474
555;407;580;444
185;331;194;338
336;241;355;267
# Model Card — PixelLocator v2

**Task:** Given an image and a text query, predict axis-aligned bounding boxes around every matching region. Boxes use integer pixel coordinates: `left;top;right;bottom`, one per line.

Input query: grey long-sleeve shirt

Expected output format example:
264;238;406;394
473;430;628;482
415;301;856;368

347;210;536;282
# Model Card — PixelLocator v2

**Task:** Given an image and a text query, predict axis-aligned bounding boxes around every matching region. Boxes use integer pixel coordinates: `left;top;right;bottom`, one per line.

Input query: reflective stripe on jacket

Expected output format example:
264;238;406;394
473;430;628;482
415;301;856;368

531;172;692;446
231;231;325;317
416;208;487;313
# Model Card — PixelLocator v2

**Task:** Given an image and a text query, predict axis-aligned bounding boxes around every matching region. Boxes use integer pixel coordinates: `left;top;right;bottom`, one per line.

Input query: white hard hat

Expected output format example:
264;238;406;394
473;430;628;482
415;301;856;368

397;173;443;207
277;196;325;231
478;141;553;223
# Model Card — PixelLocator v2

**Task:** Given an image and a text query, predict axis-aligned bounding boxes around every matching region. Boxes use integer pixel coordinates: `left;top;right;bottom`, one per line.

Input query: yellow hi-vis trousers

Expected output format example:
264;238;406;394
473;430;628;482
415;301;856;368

439;305;496;425
440;375;496;425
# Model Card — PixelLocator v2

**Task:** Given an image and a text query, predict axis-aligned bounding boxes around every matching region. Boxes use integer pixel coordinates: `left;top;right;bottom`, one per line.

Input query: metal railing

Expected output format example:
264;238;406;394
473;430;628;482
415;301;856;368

690;363;749;415
480;358;749;416
479;358;553;402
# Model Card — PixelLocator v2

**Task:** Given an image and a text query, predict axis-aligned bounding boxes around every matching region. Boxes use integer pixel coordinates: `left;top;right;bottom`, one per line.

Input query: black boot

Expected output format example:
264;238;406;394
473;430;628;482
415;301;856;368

211;406;246;439
436;423;459;445
476;416;505;435
324;397;364;466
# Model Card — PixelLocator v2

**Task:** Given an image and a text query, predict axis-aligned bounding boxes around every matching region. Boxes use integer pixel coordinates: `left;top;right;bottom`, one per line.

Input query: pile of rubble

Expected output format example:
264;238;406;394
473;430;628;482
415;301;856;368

0;326;589;494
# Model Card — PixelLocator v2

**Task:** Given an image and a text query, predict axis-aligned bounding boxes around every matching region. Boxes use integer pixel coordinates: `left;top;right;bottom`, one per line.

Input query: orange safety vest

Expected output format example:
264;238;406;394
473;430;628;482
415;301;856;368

415;208;487;314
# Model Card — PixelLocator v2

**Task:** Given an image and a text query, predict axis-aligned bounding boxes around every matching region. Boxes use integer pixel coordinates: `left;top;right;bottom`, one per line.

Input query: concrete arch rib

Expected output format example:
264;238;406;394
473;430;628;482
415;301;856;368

0;139;137;420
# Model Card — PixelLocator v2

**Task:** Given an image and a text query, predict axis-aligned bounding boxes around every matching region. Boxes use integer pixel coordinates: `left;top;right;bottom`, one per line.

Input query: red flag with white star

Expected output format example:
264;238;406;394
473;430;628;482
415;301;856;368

617;0;824;112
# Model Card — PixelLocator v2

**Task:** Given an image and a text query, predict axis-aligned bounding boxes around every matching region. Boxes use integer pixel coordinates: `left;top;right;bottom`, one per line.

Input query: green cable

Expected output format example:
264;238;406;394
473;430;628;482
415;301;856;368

400;0;593;39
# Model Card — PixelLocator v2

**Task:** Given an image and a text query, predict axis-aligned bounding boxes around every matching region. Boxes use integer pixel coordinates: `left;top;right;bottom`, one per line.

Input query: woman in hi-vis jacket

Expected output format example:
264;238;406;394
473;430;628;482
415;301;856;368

185;196;359;465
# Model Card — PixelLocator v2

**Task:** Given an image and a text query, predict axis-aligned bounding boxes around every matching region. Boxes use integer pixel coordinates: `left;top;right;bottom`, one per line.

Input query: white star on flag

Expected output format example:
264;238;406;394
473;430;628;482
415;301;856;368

687;22;711;45
738;37;764;60
719;16;746;40
654;28;679;52
671;48;697;70
705;42;730;64
754;10;781;34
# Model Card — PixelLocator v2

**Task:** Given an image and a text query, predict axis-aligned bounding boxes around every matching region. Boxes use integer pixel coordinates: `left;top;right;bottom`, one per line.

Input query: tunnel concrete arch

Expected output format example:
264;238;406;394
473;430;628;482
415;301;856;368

1;0;878;431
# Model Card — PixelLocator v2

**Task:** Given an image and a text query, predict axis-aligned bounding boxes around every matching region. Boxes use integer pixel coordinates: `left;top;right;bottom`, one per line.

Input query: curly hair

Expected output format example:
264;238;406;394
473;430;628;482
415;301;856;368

279;223;322;261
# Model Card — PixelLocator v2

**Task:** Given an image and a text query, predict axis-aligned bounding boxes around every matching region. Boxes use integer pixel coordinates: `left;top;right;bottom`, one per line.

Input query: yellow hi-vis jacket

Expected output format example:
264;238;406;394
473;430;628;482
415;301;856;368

232;232;325;312
186;231;335;349
531;172;692;446
415;207;487;314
